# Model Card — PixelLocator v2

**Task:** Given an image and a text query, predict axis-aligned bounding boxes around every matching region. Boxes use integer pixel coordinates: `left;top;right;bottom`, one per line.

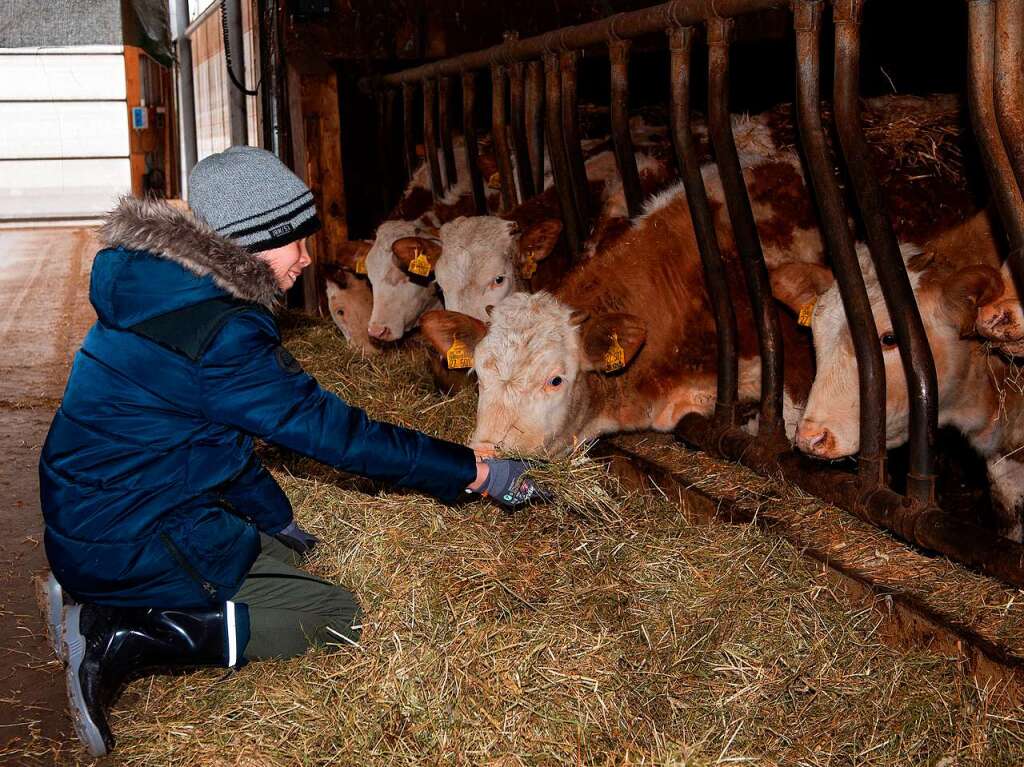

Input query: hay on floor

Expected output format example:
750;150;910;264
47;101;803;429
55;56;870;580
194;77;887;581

80;315;1024;767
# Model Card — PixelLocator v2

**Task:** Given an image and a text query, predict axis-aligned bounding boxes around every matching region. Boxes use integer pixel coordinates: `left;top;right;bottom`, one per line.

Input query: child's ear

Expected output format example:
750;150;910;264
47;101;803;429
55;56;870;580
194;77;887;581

515;219;563;279
392;237;442;279
577;312;646;373
419;310;488;369
336;240;372;275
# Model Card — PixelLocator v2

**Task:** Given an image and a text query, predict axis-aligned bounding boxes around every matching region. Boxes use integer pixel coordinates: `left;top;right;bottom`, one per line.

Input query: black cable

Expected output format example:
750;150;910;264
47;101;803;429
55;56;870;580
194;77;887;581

221;0;261;96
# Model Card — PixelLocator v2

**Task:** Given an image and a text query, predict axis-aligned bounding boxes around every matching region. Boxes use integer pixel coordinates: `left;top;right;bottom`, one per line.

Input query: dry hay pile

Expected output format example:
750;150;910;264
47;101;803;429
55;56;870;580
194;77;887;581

81;316;1024;766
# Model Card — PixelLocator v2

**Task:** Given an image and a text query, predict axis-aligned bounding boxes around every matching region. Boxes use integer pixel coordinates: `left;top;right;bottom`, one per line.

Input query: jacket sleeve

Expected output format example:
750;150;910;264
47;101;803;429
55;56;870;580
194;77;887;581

198;311;477;503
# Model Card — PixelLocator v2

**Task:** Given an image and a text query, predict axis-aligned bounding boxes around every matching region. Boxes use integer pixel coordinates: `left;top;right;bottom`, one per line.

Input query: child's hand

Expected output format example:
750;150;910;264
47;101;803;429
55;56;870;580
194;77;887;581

473;458;552;511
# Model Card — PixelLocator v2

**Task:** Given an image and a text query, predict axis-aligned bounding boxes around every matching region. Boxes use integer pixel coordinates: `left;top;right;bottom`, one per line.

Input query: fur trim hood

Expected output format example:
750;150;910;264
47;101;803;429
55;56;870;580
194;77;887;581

98;196;280;310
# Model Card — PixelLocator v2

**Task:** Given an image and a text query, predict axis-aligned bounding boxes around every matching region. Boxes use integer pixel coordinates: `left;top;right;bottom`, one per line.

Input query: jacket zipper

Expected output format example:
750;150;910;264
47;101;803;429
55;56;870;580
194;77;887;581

160;533;218;599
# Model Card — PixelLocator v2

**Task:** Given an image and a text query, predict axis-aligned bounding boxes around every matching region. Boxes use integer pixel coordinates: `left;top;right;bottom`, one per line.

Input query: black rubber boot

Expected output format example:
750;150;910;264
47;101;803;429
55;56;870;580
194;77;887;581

63;602;244;757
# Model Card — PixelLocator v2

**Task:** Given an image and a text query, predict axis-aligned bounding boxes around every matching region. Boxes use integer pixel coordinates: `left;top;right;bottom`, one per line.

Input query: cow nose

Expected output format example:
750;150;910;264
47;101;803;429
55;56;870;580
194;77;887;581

796;422;836;457
367;323;393;341
977;304;1012;335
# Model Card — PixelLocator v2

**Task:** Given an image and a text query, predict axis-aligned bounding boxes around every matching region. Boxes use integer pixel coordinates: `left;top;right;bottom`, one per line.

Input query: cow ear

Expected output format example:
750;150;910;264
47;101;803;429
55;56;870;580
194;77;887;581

942;264;1004;337
337;240;372;275
320;261;349;288
419;310;488;369
579;313;646;373
392;236;442;278
770;263;835;315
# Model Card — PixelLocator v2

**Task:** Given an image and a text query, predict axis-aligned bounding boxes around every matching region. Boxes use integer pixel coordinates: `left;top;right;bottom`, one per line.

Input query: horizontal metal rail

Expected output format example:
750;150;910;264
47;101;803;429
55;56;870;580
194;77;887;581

361;0;786;88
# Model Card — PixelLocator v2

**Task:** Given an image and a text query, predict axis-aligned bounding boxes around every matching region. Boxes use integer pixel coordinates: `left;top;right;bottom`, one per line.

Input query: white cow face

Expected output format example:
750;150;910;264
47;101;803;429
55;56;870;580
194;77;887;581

396;216;563;323
421;292;645;456
324;268;378;355
772;248;1002;459
363;221;440;342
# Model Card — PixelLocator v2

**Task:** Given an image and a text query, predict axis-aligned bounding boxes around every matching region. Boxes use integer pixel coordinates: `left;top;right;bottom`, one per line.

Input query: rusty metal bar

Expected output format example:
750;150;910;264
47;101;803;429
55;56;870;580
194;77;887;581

384;88;400;202
706;15;785;442
491;63;518;211
609;37;644;218
991;0;1024;302
544;53;583;256
833;0;938;506
560;50;591;237
967;0;1024;256
438;75;458;190
375;90;392;217
364;0;786;89
422;78;445;201
509;60;536;200
668;25;739;428
525;61;546;195
793;0;886;488
461;71;488;214
401;82;417;180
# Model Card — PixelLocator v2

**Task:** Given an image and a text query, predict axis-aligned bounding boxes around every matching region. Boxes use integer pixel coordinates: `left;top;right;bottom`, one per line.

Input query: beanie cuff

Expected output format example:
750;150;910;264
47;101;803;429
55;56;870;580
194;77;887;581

242;213;322;252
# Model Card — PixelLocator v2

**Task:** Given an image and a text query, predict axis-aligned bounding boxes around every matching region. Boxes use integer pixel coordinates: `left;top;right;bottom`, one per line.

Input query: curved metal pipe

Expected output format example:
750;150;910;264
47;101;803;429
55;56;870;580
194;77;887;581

438;75;458;190
461;71;488;214
833;0;937;505
992;0;1024;298
560;50;591;236
401;82;417;181
509;61;536;199
793;0;886;487
668;25;739;427
422;78;444;202
706;15;786;440
544;53;583;255
525;61;546;195
491;64;518;211
609;39;644;217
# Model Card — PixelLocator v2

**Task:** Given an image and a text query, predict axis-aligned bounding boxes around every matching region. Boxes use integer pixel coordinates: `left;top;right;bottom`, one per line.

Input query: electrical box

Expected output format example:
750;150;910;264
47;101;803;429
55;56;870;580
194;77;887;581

131;106;149;131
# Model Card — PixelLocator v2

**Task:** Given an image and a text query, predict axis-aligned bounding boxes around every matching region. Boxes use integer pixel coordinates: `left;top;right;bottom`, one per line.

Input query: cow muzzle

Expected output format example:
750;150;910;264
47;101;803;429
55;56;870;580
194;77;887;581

367;323;396;342
977;300;1023;342
795;421;840;459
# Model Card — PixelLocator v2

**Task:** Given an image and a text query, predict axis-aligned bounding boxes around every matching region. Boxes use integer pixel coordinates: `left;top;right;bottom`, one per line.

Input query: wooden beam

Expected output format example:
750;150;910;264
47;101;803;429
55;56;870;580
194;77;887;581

123;46;146;197
287;59;348;314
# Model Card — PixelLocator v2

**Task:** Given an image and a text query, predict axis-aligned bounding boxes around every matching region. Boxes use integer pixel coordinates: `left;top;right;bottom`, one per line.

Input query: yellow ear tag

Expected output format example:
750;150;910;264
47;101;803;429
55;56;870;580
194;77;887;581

354;254;368;275
603;333;626;372
797;298;817;328
487;171;502;190
408;247;433;277
520;249;538;280
446;338;474;369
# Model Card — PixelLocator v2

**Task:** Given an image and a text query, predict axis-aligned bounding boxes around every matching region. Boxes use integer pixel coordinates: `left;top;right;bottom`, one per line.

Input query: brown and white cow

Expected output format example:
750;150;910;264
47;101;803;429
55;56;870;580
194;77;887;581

419;170;817;456
322;263;378;356
772;211;1024;539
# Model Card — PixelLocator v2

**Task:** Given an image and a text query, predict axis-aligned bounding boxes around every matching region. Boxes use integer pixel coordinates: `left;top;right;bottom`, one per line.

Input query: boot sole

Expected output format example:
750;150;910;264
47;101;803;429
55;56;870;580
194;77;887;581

63;605;111;758
34;572;65;663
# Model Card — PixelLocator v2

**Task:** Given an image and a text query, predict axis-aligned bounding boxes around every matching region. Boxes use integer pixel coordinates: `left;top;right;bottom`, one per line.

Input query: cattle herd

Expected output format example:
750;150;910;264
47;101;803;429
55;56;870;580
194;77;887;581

323;96;1024;542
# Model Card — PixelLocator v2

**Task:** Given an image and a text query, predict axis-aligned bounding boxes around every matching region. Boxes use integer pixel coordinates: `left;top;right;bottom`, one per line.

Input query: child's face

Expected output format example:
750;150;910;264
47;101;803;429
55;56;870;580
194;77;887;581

258;238;312;291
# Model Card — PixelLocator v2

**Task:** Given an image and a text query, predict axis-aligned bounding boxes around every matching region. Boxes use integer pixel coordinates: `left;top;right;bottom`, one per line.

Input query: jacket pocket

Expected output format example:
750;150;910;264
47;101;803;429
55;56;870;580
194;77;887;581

160;533;218;602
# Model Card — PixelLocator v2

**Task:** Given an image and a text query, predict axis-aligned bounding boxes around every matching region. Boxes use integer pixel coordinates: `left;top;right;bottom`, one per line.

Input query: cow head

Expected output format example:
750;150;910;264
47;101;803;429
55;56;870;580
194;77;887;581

360;221;441;343
421;292;645;456
322;262;378;355
771;247;1002;459
400;216;562;322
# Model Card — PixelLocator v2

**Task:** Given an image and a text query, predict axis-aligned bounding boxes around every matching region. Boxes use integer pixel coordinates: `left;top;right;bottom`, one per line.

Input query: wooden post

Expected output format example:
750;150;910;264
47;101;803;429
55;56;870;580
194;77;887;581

287;59;348;314
124;46;147;197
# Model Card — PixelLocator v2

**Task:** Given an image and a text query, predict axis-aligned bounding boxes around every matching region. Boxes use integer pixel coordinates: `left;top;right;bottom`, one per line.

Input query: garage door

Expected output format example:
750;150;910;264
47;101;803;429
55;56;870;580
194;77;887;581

0;46;131;221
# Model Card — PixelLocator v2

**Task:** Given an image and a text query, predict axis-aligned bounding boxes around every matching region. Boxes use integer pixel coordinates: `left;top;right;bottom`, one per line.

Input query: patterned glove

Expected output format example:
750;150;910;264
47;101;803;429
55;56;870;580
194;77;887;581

479;458;552;510
273;520;320;554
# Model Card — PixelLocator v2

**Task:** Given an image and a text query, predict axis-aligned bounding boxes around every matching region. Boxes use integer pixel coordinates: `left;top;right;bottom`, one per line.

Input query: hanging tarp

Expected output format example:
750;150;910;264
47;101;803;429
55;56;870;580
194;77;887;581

0;0;171;66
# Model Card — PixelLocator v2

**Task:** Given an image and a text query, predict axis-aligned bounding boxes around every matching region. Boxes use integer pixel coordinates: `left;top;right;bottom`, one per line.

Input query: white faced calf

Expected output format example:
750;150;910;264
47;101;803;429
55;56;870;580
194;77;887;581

773;244;1024;538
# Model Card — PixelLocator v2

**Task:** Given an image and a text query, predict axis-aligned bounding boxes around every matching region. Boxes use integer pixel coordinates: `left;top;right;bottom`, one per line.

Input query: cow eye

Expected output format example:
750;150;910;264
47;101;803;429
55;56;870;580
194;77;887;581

880;332;897;349
336;308;344;316
548;375;563;388
492;275;505;287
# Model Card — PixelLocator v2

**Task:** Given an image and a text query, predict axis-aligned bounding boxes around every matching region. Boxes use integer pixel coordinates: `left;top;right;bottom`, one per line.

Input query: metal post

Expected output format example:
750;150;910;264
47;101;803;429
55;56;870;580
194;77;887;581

224;0;248;145
256;0;285;156
560;50;591;235
491;63;518;210
526;60;546;194
509;60;536;199
609;36;644;217
793;0;886;490
833;0;938;506
706;15;785;441
438;75;458;190
172;0;197;187
668;25;739;428
422;78;445;202
402;82;417;180
544;53;583;256
461;71;489;214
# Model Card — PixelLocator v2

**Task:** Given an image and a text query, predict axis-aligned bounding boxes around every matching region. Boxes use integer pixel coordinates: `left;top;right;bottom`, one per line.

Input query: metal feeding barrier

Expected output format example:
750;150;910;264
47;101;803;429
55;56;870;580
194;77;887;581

361;0;1024;586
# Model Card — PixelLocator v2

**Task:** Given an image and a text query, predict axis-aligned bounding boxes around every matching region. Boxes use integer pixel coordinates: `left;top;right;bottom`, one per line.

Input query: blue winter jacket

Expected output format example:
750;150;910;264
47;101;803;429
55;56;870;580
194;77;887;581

39;198;476;608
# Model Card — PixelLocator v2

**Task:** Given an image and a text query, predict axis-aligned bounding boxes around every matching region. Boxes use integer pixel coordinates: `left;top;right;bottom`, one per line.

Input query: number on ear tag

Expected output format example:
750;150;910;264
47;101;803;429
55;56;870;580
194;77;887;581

798;298;817;327
603;333;626;372
354;254;368;275
446;338;474;369
520;249;538;280
409;247;433;277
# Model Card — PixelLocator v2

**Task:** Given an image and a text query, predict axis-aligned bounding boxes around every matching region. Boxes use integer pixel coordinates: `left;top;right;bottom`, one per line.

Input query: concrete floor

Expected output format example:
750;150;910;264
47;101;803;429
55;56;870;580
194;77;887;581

0;227;97;764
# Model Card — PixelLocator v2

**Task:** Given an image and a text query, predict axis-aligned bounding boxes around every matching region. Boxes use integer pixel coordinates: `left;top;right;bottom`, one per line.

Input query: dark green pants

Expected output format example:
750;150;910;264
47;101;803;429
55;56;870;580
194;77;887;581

234;534;362;660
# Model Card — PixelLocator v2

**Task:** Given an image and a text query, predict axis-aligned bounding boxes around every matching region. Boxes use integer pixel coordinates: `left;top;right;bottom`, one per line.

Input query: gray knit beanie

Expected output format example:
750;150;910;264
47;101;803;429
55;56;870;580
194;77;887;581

188;145;321;251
